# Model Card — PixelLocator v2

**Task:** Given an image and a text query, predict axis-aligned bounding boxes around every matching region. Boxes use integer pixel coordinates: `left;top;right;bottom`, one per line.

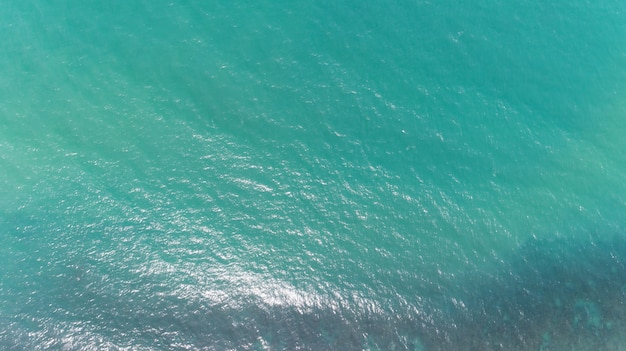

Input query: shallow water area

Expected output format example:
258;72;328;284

1;0;626;350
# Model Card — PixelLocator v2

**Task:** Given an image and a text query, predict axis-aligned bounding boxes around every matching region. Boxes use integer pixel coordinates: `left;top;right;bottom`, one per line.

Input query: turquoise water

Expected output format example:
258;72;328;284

1;1;626;350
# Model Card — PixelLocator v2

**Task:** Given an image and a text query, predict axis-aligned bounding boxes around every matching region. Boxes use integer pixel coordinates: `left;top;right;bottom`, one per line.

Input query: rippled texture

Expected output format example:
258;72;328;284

1;1;626;350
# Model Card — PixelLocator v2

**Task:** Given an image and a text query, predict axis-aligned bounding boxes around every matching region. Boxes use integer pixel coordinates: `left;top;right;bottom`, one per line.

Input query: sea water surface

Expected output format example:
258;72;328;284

1;1;626;350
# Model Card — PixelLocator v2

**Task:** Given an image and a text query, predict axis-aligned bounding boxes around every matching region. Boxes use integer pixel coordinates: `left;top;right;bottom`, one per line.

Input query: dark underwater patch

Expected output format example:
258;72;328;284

420;235;626;351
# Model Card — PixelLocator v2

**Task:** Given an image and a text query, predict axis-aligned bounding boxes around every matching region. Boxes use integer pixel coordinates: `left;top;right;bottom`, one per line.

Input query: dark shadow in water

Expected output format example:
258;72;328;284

422;235;626;351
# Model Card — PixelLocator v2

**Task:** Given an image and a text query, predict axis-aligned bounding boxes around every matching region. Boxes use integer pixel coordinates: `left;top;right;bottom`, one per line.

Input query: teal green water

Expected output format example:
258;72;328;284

2;1;626;350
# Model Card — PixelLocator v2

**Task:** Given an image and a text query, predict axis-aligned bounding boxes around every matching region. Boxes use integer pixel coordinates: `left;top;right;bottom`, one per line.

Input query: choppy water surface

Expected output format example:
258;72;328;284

1;1;626;350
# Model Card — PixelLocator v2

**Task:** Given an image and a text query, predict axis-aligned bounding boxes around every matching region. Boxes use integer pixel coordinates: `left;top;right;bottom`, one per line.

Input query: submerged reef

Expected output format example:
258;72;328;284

420;235;626;351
